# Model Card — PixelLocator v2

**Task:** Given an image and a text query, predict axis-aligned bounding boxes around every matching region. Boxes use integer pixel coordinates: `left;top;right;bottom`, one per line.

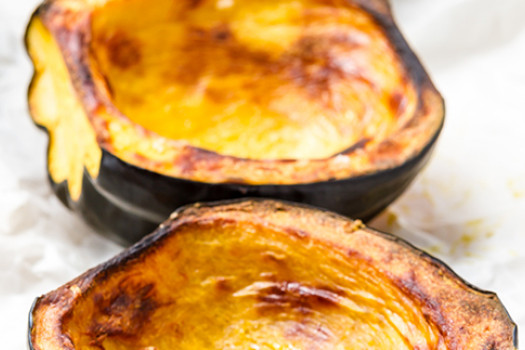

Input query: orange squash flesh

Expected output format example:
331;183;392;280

27;0;443;193
29;200;517;350
90;0;417;161
26;0;445;241
65;224;440;349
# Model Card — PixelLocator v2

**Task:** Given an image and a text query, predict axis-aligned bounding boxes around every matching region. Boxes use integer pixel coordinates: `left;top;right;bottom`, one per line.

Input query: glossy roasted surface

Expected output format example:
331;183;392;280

27;0;444;189
30;200;516;350
91;0;416;160
65;227;440;349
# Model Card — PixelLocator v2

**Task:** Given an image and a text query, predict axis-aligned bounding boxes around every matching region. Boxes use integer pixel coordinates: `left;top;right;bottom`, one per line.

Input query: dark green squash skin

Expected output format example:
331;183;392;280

28;0;445;245
51;128;439;245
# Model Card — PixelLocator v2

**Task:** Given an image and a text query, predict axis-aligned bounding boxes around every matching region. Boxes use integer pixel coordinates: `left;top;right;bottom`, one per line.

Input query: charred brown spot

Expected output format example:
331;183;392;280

171;24;273;87
163;22;378;113
212;25;232;41
88;280;159;345
482;339;498;350
215;276;234;292
394;271;448;338
255;282;342;315
187;0;205;9
186;24;233;45
105;31;141;69
282;33;373;108
389;90;408;117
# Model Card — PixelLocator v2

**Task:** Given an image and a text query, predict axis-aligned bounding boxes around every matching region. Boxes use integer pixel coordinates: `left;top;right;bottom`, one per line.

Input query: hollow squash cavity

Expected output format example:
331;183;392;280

29;201;517;350
62;223;442;350
90;0;417;160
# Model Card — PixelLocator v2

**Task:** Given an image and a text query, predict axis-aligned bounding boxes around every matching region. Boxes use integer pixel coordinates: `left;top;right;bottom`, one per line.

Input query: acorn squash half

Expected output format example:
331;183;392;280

29;199;516;350
26;0;444;243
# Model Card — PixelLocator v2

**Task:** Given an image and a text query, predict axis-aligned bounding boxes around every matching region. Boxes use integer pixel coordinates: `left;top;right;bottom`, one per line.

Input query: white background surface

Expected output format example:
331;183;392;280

1;0;525;348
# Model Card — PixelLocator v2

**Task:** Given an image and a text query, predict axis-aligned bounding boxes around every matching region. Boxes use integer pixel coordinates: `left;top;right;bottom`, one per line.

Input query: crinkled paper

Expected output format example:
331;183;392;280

1;0;524;347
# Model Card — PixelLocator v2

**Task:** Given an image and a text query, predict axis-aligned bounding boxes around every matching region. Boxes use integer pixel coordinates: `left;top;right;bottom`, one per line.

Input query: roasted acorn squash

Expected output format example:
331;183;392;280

29;199;516;350
26;0;444;243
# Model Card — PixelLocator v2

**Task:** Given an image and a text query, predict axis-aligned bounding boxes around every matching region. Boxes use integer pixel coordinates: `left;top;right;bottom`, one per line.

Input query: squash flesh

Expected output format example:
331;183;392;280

27;0;443;187
26;18;102;200
90;0;417;160
62;222;443;349
30;201;517;349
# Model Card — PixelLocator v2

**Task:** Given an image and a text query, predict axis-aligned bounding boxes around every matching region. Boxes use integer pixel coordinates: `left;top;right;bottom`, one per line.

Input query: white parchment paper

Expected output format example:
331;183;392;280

1;0;524;348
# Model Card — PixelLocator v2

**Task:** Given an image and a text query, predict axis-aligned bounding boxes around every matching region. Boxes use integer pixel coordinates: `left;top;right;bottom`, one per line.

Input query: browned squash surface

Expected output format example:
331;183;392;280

90;0;417;161
30;200;516;350
26;0;444;199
